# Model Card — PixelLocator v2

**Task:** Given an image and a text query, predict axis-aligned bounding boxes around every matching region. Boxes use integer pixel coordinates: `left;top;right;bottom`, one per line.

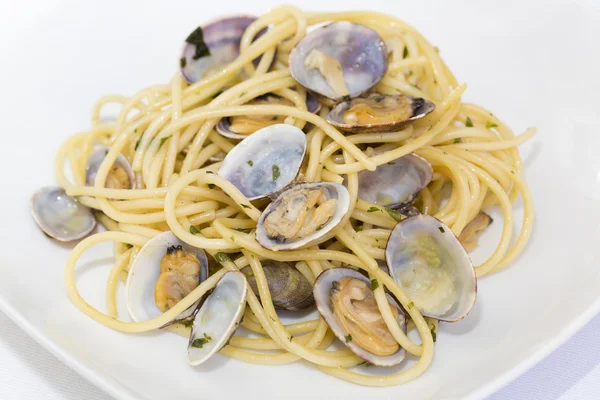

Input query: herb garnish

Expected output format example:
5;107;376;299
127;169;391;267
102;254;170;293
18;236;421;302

233;228;252;233
185;27;211;60
180;57;187;69
465;117;474;127
191;333;212;348
208;183;215;189
374;95;386;103
385;207;403;222
215;252;232;263
190;226;201;235
158;135;172;148
342;95;352;102
355;225;363;232
486;121;498;129
403;46;409;59
430;325;437;342
272;164;280;181
371;279;379;290
438;226;445;233
387;161;396;165
367;206;380;213
453;138;462;144
240;204;251;209
344;334;352;343
134;137;142;150
182;319;194;328
206;171;214;174
230;236;235;242
408;301;415;310
247;160;253;167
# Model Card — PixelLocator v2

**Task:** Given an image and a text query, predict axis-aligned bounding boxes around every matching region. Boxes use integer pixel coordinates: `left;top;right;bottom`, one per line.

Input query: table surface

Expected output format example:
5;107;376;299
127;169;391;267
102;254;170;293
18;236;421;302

0;311;598;399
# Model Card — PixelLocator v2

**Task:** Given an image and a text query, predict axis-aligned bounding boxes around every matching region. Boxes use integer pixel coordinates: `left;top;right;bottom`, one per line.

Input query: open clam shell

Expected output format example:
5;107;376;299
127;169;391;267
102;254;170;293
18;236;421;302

30;186;96;242
218;124;307;201
326;93;435;134
385;214;477;322
289;22;388;103
126;231;209;324
181;16;273;84
188;271;247;366
356;153;433;210
313;267;406;366
256;182;350;251
85;146;135;189
216;92;321;140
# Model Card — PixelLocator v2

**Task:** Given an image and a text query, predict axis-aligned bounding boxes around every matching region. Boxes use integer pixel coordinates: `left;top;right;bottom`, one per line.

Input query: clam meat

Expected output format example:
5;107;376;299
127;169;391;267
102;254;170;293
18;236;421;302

458;212;493;252
85;146;134;189
313;267;406;366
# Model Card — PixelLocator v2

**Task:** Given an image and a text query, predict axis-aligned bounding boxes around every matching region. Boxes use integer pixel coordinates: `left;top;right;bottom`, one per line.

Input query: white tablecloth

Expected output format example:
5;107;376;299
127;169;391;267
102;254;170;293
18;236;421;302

0;311;598;399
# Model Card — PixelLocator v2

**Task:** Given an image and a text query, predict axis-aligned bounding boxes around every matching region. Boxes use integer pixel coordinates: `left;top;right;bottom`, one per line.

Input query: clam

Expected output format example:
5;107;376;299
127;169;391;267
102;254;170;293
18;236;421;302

181;16;272;84
218;124;307;201
289;22;388;104
126;231;208;323
241;260;314;310
356;154;433;210
216;93;321;139
30;186;96;241
326;93;435;133
85;146;135;189
385;214;477;322
313;267;406;366
459;212;493;252
188;271;247;365
256;182;350;251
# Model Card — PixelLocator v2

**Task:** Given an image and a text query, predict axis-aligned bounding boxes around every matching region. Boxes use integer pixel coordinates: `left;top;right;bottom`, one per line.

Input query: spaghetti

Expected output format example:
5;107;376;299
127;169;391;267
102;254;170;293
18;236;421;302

50;5;534;387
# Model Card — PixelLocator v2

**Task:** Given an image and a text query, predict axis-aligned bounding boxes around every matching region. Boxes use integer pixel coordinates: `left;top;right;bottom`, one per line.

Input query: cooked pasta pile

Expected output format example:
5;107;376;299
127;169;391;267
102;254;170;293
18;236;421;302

55;5;534;387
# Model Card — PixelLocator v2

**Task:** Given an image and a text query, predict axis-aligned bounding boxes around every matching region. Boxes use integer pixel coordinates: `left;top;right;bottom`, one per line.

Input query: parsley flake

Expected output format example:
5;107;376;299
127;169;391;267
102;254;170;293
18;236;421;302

403;46;409;59
208;183;215;189
185;27;211;60
367;206;380;213
385;207;403;222
191;333;212;348
179;57;187;69
438;226;445;233
247;160;253;167
344;334;352;343
465;117;474;127
430;325;437;342
371;279;379;290
182;319;194;328
387;161;396;165
453;138;463;144
158;135;172;148
189;226;200;235
215;252;232;264
240;204;251;209
408;301;415;310
272;164;280;181
486;121;498;129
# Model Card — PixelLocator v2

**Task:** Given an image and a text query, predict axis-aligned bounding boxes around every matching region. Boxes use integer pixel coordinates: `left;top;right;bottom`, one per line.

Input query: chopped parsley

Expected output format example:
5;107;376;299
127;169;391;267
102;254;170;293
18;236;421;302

289;336;293;342
239;91;247;98
134;137;142;150
408;301;415;310
247;160;253;167
189;226;201;235
230;236;235;242
185;27;211;60
208;183;215;189
465;117;474;127
233;228;252;233
355;225;364;232
344;334;352;343
191;333;212;348
374;95;386;103
367;206;380;213
179;57;187;69
438;226;445;233
385;207;403;222
272;164;280;181
214;252;232;264
430;325;437;342
158;135;172;148
182;319;194;328
206;171;214;174
342;95;352;102
453;138;463;144
387;161;396;165
486;121;498;129
403;46;409;59
240;204;251;209
371;279;379;290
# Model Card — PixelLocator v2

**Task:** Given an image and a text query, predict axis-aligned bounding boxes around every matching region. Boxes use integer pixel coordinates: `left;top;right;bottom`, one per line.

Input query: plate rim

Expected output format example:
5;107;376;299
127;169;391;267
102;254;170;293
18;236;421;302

1;290;599;400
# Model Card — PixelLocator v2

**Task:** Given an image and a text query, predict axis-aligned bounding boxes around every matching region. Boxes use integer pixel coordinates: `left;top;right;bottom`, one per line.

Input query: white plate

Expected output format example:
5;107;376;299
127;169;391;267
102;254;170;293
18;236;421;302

1;0;600;399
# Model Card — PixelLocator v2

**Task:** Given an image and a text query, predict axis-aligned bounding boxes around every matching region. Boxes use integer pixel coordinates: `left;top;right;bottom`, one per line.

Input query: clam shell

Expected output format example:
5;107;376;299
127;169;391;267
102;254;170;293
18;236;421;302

85;146;135;188
242;260;314;310
255;182;350;251
217;124;307;201
30;186;96;242
126;231;208;324
188;271;247;365
313;267;406;366
385;214;477;322
289;22;388;102
326;94;435;134
356;154;433;210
